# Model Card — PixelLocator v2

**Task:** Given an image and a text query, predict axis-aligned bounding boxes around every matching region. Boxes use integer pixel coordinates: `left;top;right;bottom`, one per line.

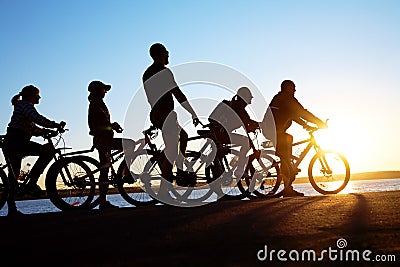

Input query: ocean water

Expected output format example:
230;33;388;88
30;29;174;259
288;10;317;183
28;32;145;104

1;178;400;216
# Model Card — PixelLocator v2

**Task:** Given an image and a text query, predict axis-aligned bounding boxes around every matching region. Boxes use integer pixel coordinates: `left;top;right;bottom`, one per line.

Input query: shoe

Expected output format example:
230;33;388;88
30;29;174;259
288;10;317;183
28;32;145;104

99;200;119;210
24;184;46;197
282;188;304;197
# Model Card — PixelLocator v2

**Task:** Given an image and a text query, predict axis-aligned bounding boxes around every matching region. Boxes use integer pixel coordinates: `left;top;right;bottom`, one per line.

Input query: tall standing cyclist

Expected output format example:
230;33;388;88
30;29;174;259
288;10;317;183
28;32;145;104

142;43;200;195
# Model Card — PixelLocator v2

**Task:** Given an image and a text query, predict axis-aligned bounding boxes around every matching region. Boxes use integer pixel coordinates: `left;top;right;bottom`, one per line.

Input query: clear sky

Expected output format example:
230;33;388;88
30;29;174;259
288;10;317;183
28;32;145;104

1;0;399;176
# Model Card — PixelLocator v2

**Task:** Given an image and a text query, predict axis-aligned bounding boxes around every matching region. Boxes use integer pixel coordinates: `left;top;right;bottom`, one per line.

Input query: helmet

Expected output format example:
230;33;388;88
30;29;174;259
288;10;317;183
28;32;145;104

237;86;253;104
281;80;295;92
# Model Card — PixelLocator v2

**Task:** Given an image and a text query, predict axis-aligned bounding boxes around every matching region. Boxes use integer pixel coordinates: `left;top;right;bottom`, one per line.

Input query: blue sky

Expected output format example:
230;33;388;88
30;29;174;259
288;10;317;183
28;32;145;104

1;0;400;175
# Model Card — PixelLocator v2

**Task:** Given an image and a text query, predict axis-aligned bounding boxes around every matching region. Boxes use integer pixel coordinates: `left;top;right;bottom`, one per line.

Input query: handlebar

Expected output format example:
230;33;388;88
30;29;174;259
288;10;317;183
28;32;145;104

306;119;329;134
42;126;68;140
143;125;158;140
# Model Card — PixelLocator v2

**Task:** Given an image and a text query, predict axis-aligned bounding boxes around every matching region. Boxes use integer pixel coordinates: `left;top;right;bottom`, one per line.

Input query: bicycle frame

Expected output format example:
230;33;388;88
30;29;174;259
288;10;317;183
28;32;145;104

142;126;223;180
289;130;335;178
0;135;22;183
290;131;320;169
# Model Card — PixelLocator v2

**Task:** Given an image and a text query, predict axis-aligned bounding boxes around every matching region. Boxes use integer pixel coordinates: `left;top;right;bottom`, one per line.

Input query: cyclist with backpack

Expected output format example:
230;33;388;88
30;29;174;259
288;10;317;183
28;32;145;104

208;86;260;179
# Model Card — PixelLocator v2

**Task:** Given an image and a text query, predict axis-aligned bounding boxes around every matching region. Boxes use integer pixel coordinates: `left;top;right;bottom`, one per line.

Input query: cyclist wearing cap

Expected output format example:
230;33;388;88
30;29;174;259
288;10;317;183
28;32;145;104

269;80;327;197
142;43;200;187
208;86;259;179
87;80;135;209
4;85;65;216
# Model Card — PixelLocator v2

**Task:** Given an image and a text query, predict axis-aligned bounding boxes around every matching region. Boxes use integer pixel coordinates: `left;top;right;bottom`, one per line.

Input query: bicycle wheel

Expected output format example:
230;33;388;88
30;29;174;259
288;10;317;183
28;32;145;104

45;157;95;211
168;144;216;205
74;156;103;209
142;140;217;206
208;148;247;201
308;150;350;194
161;134;217;206
140;152;177;205
242;152;282;198
140;142;215;207
117;150;159;206
0;168;9;210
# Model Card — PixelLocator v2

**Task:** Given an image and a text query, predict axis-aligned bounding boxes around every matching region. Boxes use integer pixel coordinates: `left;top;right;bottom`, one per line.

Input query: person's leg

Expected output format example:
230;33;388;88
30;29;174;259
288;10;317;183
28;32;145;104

3;137;27;214
25;142;54;187
276;133;292;189
277;133;303;196
161;111;180;180
98;146;111;196
229;133;251;178
95;138;122;209
120;138;137;163
284;133;294;185
6;153;23;214
178;128;188;157
175;127;188;173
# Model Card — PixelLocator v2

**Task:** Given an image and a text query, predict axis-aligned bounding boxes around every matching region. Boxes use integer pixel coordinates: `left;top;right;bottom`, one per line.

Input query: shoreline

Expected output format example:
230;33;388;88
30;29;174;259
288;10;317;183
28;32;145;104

1;190;399;266
12;171;400;201
293;170;400;184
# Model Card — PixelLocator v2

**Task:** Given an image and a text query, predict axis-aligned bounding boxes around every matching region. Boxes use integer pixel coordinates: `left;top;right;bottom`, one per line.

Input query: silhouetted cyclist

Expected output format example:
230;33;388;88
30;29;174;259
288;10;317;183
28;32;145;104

4;85;65;216
87;80;136;209
142;43;200;187
208;87;259;178
268;80;327;197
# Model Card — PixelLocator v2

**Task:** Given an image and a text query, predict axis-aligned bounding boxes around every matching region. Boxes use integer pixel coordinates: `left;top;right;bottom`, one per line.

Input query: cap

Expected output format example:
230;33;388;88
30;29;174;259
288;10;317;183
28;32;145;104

88;80;111;92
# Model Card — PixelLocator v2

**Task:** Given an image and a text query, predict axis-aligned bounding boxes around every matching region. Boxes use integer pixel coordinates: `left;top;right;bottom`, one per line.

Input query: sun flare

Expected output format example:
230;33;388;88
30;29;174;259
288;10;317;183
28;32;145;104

313;120;369;174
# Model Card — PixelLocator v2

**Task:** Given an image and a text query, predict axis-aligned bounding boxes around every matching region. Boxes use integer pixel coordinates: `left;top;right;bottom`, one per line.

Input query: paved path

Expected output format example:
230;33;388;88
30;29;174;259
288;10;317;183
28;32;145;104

1;191;399;266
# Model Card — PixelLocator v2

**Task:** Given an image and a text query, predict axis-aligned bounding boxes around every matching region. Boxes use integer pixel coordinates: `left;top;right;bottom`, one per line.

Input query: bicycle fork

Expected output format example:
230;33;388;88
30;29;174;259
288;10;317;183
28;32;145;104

318;153;333;176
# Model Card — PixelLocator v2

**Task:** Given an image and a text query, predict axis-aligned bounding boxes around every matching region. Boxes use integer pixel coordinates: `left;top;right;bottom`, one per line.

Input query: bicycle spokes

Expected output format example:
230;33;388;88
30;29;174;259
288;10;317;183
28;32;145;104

309;151;350;194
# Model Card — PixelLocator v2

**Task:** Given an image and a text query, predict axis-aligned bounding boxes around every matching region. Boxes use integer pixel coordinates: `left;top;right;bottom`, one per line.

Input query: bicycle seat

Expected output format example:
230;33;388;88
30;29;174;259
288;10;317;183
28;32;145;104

197;129;211;137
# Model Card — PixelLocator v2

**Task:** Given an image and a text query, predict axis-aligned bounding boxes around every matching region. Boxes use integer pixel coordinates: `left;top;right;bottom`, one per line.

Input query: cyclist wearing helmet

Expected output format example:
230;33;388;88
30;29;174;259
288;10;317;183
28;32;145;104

208;86;259;179
269;80;327;197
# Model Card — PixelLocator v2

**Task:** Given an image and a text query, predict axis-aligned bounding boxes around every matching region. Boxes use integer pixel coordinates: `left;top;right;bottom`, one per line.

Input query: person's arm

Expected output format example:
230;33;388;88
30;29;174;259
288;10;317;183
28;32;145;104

171;85;199;125
233;102;259;132
22;103;60;129
88;102;113;135
32;125;44;136
291;98;327;128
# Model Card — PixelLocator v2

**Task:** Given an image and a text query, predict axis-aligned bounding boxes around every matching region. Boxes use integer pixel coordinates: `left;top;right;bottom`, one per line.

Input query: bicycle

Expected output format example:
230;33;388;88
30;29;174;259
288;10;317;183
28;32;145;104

126;124;220;206
129;123;281;205
205;126;282;200
0;127;97;212
267;125;351;196
0;135;11;210
45;133;162;209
